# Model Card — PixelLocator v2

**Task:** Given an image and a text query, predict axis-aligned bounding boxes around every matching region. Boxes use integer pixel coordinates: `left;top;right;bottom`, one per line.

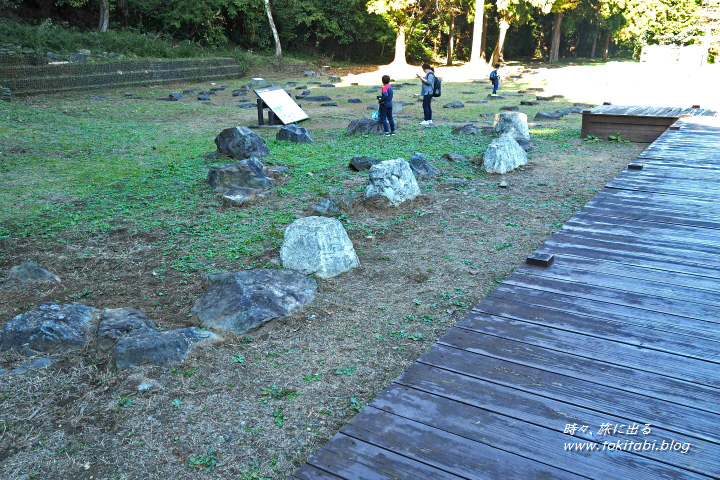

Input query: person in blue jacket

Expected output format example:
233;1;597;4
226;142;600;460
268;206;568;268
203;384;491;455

490;63;501;95
377;74;395;136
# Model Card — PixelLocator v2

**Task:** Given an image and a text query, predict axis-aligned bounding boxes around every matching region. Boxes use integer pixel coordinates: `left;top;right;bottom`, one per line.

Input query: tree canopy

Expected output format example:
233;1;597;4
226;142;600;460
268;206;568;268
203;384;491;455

1;0;715;63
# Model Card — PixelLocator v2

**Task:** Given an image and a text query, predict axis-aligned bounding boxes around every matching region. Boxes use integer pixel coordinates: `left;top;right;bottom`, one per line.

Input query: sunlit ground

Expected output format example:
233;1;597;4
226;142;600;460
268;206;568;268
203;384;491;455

342;60;720;111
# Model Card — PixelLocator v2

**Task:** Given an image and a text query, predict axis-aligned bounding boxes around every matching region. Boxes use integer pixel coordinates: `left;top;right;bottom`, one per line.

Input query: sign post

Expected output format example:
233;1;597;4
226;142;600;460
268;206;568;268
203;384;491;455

254;86;309;126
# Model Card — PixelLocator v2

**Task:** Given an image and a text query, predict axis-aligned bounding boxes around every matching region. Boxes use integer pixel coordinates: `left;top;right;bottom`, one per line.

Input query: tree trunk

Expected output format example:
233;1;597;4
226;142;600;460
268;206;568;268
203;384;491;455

392;23;407;65
490;15;509;66
480;10;488;62
601;30;610;62
590;24;598;58
99;0;109;32
264;0;282;58
469;0;486;63
549;10;563;63
446;12;455;66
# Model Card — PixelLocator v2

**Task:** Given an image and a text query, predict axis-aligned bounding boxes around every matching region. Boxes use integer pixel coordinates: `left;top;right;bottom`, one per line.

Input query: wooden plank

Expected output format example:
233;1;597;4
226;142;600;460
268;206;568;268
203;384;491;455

587;189;720;216
417;344;720;444
456;311;720;384
437;328;720;413
608;177;720;199
293;463;345;479
579;203;720;231
488;283;720;344
503;271;720;327
565;212;720;247
544;230;720;271
392;366;720;477
304;434;463;480
475;292;720;361
524;254;720;296
370;384;711;480
339;407;586;479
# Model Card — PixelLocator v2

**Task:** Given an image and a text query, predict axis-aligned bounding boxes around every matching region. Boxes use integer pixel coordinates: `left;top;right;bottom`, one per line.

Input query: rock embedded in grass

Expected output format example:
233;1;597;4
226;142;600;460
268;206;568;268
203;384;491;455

3;261;60;286
280;217;359;279
207;157;274;192
364;159;421;207
192;270;318;335
483;133;528;174
214;126;270;160
277;124;314;143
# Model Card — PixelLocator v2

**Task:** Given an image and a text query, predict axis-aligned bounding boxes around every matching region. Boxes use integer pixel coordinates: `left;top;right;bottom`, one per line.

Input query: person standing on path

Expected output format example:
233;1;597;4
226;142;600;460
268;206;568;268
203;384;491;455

377;74;395;136
490;63;501;95
417;63;435;125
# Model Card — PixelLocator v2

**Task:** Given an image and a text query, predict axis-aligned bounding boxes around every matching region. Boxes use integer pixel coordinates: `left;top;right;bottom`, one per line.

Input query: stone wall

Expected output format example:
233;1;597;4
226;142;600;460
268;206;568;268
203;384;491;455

0;58;242;96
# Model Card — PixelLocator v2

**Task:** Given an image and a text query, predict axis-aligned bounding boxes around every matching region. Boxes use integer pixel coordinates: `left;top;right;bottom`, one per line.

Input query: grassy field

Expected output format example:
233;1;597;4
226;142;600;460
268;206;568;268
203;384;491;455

0;63;646;479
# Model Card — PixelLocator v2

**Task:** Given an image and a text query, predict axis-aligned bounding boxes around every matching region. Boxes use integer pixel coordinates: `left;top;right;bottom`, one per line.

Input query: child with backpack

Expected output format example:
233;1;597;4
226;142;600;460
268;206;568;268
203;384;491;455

490;63;501;95
377;75;395;136
416;63;435;125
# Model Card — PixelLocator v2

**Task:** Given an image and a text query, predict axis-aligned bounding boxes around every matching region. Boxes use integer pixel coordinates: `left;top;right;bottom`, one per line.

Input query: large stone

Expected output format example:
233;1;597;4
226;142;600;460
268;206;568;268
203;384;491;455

349;156;382;171
304;96;332;102
277;124;314;143
443;101;465;109
192;270;317;334
97;307;156;353
280;217;359;279
494;111;531;146
364;159;421;207
3;262;60;286
113;327;219;369
311;195;353;216
68;53;86;63
555;107;584;115
214;126;270;159
207;158;274;192
222;187;270;207
409;152;440;179
452;124;479;135
0;302;100;354
483;133;528;174
442;153;469;162
348;118;383;135
535;112;564;120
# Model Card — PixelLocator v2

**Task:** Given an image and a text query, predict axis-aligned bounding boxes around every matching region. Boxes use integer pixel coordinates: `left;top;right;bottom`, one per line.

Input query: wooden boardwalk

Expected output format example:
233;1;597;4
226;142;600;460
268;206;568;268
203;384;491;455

293;116;720;480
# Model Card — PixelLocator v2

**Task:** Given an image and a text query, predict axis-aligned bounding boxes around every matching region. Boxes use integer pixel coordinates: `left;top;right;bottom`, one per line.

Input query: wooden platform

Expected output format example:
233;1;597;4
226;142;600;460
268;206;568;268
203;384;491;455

292;115;720;480
581;104;717;142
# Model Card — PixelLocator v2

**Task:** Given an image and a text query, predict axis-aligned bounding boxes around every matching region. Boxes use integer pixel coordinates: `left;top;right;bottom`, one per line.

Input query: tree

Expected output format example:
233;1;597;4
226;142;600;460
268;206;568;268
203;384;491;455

491;0;545;65
469;0;488;63
548;0;579;63
263;0;282;57
367;0;434;64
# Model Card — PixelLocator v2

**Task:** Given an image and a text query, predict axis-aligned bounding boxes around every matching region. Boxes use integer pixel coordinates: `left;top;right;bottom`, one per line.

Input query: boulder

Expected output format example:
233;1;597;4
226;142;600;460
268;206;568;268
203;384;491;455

214;126;270;159
280;217;359;278
68;53;86;63
0;302;100;354
555;107;584;115
443;101;465;109
364;159;420;207
199;90;216;96
284;82;297;87
207;158;274;192
295;85;308;90
349;156;382;171
348;99;362;104
348;118;383;135
3;262;60;286
493;112;531;146
304;70;316;77
535;112;564;120
168;93;183;101
501;106;519;111
452;124;479;135
277;124;314;143
321;102;338;107
197;94;212;101
222;187;271;207
520;100;539;106
311;195;353;216
536;96;553;101
483;133;528;174
441;153;469;162
409;152;440;179
328;75;341;83
304;96;332;102
466;100;487;104
192;270;317;334
231;89;244;96
113;327;219;369
97;307;156;353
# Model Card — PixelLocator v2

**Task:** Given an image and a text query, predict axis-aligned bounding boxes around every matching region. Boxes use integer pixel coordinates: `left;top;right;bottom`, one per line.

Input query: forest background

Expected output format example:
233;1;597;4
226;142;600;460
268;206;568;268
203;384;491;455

1;0;718;67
